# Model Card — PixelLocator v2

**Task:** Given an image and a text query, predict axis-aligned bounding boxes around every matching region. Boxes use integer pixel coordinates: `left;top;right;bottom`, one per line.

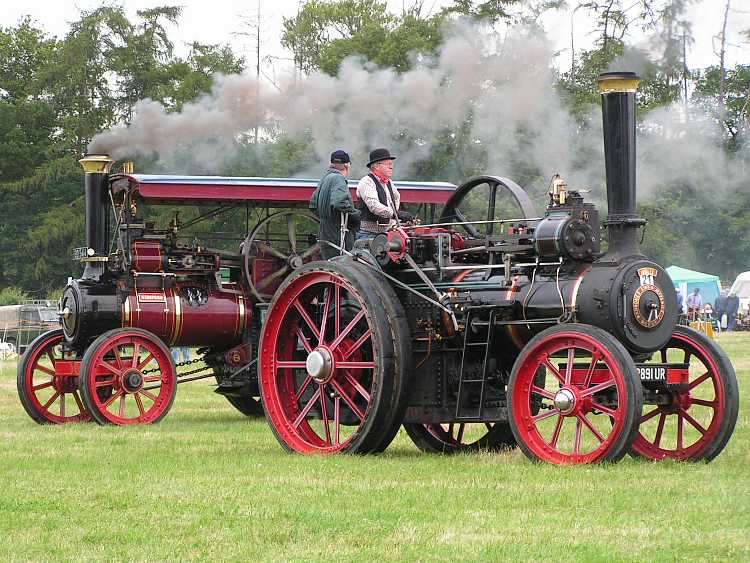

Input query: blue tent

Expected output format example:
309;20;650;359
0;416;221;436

666;266;722;308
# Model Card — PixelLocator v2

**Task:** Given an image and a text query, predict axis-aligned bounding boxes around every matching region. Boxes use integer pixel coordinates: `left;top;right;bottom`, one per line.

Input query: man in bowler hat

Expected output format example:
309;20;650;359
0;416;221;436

355;148;413;240
310;149;361;259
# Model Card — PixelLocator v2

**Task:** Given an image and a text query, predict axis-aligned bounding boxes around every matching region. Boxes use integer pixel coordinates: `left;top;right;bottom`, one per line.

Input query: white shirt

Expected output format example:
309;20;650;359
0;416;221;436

356;174;400;233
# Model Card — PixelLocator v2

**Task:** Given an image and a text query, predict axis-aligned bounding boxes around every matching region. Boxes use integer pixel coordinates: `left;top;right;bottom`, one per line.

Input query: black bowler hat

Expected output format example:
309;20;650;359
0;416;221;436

330;149;350;164
367;148;397;168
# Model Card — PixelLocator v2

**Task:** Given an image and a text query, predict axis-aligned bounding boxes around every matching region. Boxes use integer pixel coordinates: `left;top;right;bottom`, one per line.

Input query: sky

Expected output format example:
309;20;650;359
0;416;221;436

1;0;748;87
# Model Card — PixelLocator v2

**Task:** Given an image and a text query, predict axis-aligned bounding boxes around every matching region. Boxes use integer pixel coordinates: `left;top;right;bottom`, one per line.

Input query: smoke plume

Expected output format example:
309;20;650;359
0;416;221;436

89;20;745;206
89;22;599;194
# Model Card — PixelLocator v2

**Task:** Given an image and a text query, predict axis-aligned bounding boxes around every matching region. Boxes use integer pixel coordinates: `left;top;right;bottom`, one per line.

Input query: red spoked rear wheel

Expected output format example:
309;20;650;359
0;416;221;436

508;324;642;465
80;328;177;425
259;262;399;454
17;329;91;424
630;326;738;461
404;422;515;454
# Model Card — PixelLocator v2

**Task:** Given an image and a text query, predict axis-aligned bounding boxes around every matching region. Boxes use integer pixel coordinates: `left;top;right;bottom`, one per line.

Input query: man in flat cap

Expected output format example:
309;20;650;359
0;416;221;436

310;149;361;259
355;147;413;240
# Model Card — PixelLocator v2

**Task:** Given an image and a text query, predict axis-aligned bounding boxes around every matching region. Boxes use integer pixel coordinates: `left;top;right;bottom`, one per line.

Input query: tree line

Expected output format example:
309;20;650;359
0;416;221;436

0;0;748;298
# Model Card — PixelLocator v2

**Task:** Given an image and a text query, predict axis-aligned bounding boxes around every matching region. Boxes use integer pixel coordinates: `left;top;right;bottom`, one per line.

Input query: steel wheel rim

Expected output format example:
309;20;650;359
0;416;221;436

631;332;726;460
512;332;629;464
85;332;175;424
22;331;89;423
260;271;378;453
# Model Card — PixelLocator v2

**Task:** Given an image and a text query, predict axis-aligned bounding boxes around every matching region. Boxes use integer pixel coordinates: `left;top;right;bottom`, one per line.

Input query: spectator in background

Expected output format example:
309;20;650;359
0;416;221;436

726;292;740;332
172;347;189;364
686;288;702;321
703;304;715;328
715;290;728;329
676;288;684;313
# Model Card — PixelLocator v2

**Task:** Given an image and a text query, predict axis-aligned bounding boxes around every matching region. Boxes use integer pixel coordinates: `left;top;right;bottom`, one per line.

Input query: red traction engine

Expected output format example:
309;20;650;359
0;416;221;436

16;156;451;426
255;72;738;464
17;167;272;425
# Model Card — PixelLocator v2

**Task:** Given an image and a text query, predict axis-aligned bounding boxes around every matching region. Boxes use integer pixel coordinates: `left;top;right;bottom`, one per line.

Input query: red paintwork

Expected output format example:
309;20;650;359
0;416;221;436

121;174;455;205
410;226;465;251
667;366;690;386
260;271;376;453
123;284;251;346
19;330;91;424
251;257;284;294
133;240;163;272
565;366;614;386
630;330;727;460
386;228;408;262
225;342;251;367
55;360;116;377
511;330;630;464
82;329;176;425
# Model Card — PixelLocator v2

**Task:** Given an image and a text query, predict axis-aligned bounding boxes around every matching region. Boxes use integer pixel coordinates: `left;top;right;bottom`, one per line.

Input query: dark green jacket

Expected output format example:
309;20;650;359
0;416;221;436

310;169;361;259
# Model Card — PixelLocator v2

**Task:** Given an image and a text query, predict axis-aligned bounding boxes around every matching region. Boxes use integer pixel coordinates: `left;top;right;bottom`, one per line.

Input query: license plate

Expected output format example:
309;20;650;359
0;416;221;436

72;247;88;260
636;364;667;382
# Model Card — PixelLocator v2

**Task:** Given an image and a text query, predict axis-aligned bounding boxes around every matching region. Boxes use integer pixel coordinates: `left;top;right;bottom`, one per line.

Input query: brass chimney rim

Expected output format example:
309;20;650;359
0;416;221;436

79;154;114;174
598;71;640;94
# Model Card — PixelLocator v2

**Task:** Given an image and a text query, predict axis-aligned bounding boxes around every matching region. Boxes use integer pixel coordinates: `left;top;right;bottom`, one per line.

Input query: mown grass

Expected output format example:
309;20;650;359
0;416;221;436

1;334;748;561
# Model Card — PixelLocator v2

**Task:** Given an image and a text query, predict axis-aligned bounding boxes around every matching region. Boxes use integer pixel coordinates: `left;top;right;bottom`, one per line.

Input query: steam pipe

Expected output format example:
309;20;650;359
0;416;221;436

598;72;645;258
79;154;114;279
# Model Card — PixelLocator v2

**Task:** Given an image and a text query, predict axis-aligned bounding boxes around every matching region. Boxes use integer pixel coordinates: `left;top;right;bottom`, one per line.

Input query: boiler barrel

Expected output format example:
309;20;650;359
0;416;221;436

122;287;250;347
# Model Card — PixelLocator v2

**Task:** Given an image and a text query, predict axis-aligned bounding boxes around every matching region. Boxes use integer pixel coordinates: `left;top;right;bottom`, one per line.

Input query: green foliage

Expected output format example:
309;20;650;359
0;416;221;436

0;156;83;291
558;41;625;119
168;42;245;111
0;17;58;100
283;0;444;76
443;0;520;22
0;287;29;306
693;64;750;150
0;6;246;292
640;182;750;281
107;6;182;120
0;19;60;182
282;0;393;74
0;99;57;182
45;7;123;155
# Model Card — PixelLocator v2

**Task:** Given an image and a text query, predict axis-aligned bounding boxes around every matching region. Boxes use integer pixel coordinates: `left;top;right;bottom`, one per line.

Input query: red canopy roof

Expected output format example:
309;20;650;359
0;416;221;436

121;174;456;206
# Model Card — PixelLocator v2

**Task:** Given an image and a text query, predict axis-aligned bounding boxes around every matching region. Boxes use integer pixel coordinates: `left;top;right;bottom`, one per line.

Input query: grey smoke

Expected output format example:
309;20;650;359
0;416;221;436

89;22;602;198
89;19;743;208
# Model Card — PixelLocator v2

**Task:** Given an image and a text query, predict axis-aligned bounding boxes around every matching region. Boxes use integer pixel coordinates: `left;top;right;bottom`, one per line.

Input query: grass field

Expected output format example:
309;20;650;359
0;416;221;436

1;334;748;561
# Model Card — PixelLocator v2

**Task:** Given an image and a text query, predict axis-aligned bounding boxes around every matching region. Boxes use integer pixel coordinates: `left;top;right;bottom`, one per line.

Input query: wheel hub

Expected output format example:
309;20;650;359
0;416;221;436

289;255;304;269
553;388;577;415
306;348;334;383
674;391;692;411
53;375;78;394
122;370;143;392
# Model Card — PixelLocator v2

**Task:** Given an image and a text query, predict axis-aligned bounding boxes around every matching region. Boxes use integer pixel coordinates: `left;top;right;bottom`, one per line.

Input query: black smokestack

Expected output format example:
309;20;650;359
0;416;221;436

78;154;114;279
598;71;645;258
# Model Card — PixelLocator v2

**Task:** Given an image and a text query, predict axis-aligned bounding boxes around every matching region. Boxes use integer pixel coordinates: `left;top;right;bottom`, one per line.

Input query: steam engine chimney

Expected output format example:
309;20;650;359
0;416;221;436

78;154;114;279
598;72;645;259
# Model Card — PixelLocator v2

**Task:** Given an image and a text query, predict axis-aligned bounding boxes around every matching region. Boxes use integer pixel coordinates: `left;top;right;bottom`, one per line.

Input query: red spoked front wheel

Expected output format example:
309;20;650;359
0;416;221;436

508;324;642;465
259;261;400;454
17;329;91;424
80;328;177;425
404;422;515;454
630;326;738;461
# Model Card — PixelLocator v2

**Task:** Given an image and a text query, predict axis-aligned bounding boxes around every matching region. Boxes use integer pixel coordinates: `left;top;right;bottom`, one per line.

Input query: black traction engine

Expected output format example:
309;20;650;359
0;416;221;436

255;72;738;464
